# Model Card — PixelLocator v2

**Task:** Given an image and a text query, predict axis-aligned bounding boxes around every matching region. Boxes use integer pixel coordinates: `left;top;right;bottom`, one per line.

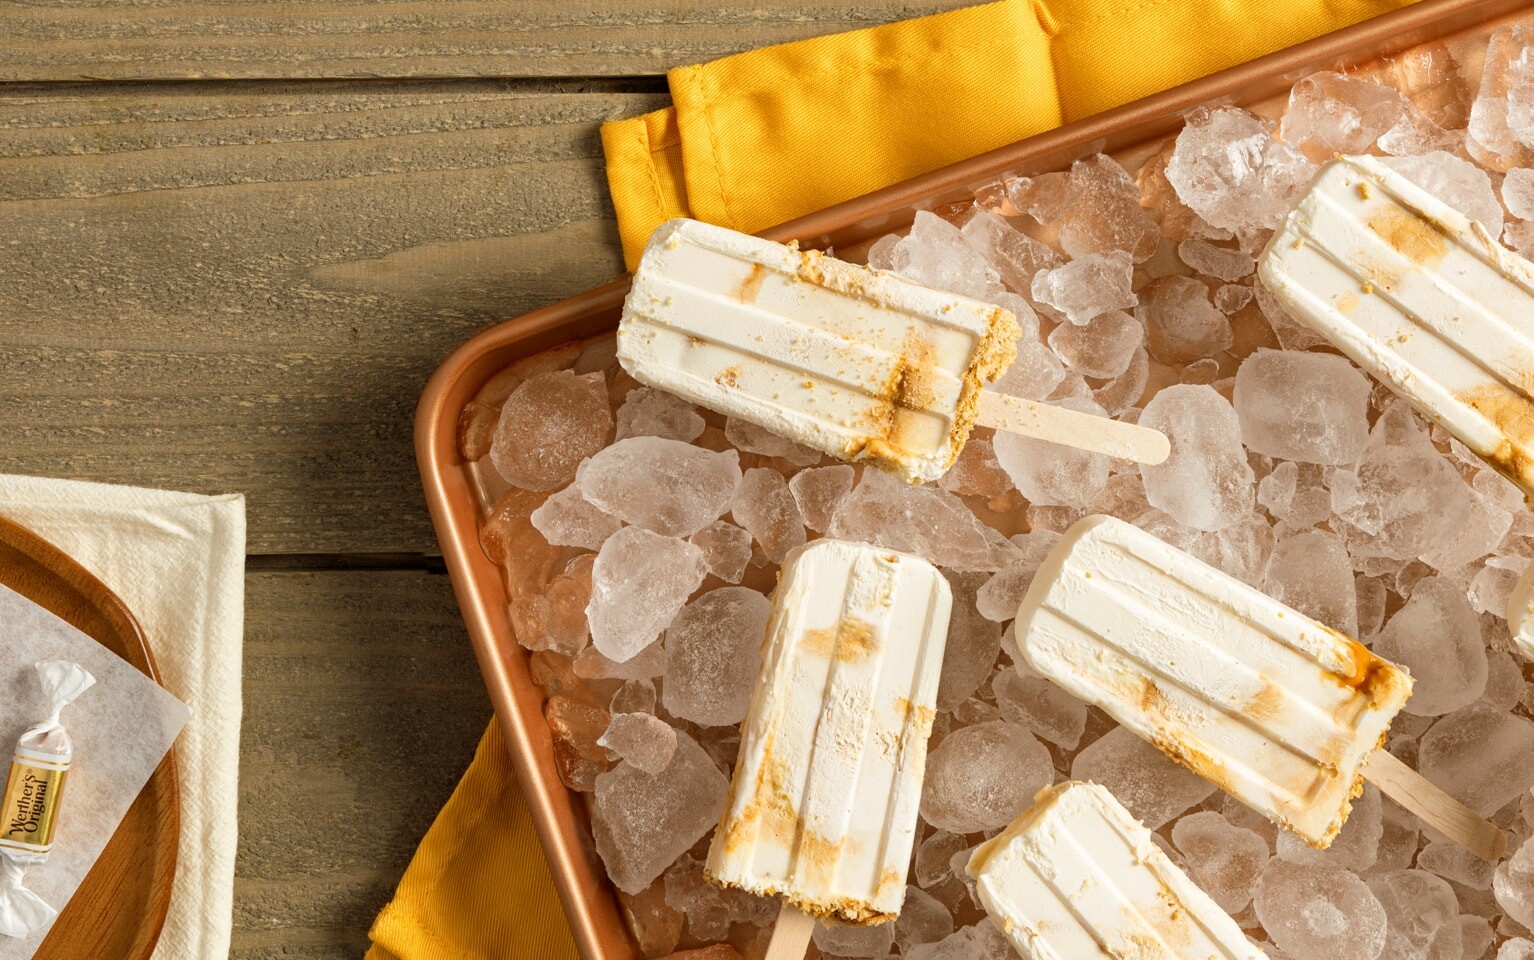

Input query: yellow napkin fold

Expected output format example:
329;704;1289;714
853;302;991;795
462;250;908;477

366;720;579;960
373;1;1414;957
603;0;1412;269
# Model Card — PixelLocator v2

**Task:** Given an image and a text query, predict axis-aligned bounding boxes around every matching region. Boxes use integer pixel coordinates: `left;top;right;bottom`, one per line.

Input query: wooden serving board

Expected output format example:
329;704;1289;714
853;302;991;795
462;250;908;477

0;517;178;960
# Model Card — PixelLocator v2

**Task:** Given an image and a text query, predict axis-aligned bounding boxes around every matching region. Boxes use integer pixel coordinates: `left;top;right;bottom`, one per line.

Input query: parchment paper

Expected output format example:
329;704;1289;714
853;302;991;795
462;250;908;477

0;582;190;958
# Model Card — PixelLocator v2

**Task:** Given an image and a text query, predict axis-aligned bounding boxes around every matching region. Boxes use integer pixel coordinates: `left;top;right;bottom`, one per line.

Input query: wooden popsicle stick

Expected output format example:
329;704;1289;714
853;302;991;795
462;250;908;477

764;904;817;960
976;391;1171;465
1363;748;1507;860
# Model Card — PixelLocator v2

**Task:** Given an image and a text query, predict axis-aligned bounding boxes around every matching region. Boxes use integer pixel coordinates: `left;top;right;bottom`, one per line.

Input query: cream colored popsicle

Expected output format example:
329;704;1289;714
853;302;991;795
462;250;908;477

706;540;951;956
1259;154;1534;495
968;781;1266;960
1015;514;1506;859
618;218;1169;483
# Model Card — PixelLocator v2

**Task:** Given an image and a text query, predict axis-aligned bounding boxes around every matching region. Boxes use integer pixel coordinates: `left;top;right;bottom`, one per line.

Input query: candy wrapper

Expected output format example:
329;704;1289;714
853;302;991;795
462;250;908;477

0;661;95;938
0;583;189;958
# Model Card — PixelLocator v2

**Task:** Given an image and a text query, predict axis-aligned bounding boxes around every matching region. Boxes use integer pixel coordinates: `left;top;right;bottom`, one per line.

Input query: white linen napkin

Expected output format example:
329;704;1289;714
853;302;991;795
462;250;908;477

0;474;245;960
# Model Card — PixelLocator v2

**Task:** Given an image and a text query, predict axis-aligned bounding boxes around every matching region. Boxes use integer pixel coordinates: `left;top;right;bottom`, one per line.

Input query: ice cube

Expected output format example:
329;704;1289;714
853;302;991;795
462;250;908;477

787;464;855;532
1505;168;1534;220
687;520;753;584
1419;839;1497;890
616;879;684;958
615;386;706;443
1372;576;1487;716
1177;238;1255;280
1047;310;1144;379
1367;869;1463;960
1071;726;1217;829
1457;917;1492;960
531;483;624;551
598;713;678;775
989;337;1067;400
1468;556;1529;617
937;439;1013;498
915;831;968;889
1264;529;1359;637
1234;350;1372;465
1258;461;1298;519
730;467;805;564
1057;154;1160;261
1419;701;1534;815
1330;403;1476;562
919;721;1052;833
1093;346;1151;415
490;370;613;491
512;554;595;655
1137;276;1234;364
661;587;772;727
577;437;742;538
1356;575;1388;639
1276;784;1382;873
993;664;1087;751
545;695;611;792
1280;71;1451;161
1380;152;1504;232
1467;24;1534;171
723;416;822;467
1501;939;1534;960
993;397;1113;508
1496;839;1534;931
895;885;954;953
812;921;894;958
1482;651;1525;711
1138;384;1256;532
904;920;1013;960
1253;859;1388;959
892;211;1005;301
587;526;708;662
1005;171;1075;227
936;573;1003;711
609;678;656;715
1170;810;1271;912
976;531;1060;622
827;468;1022;571
574;641;665;681
1215;283;1254;315
592;731;728;895
960;209;1064;296
1030;251;1137;325
1166;105;1317;233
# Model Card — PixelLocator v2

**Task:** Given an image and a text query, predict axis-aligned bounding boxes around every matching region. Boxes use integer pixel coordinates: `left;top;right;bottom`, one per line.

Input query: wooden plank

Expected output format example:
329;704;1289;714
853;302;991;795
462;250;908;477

0;2;972;83
0;81;662;554
233;568;491;959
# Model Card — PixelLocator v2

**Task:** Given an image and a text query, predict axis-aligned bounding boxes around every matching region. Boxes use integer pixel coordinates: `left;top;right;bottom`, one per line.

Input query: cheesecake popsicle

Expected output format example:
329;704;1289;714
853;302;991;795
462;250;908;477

968;781;1266;960
706;540;952;958
1015;514;1506;860
618;218;1169;484
1260;154;1534;496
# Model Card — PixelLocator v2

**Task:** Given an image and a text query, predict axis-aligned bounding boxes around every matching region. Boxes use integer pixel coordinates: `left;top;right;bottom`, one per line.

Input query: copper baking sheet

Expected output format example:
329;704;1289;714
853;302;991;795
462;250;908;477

414;2;1534;956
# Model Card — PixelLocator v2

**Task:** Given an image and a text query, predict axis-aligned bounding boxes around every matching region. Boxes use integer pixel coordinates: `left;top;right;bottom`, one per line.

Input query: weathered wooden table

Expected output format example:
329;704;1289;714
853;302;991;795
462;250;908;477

0;4;967;956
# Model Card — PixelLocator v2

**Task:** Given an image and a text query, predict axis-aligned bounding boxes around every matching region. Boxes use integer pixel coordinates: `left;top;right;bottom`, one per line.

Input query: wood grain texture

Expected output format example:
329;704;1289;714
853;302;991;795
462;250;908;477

233;569;489;959
0;80;659;554
0;2;972;83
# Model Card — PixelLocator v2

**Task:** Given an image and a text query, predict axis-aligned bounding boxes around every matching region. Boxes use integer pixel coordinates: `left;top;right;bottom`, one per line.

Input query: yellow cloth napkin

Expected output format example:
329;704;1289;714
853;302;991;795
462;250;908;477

603;0;1413;270
371;1;1414;957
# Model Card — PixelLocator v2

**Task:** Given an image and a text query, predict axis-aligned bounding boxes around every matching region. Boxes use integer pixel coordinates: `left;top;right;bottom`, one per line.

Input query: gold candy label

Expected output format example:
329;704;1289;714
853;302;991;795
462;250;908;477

0;755;68;853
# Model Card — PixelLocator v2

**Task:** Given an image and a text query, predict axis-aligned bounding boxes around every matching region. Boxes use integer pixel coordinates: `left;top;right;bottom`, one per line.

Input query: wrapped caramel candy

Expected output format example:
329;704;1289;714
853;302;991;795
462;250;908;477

0;661;94;939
